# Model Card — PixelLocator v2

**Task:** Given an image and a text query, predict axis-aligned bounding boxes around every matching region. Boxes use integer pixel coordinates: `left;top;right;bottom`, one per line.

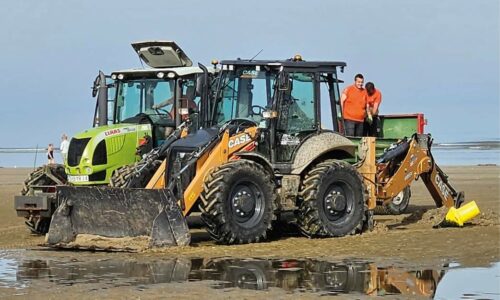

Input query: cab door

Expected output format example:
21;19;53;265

275;72;318;162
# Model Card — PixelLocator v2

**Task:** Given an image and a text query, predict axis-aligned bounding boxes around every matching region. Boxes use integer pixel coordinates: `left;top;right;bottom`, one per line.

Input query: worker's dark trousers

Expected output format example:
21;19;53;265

364;116;381;137
344;120;364;137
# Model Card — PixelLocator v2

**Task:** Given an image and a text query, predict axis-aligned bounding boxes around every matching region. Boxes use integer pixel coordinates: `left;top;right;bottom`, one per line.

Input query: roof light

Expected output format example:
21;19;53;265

167;72;176;79
293;54;303;62
157;72;165;79
111;74;117;80
117;74;124;80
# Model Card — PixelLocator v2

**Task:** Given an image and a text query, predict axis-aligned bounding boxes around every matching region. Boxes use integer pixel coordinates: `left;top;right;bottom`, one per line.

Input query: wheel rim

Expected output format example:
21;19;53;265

230;180;264;228
323;264;348;290
392;190;405;205
323;181;354;222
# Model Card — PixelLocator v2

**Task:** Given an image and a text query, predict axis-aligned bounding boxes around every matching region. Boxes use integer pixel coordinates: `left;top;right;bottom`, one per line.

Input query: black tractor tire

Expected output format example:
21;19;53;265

21;164;66;234
297;160;366;237
199;160;277;244
202;259;271;290
384;186;411;215
305;260;369;293
21;164;66;195
109;160;162;188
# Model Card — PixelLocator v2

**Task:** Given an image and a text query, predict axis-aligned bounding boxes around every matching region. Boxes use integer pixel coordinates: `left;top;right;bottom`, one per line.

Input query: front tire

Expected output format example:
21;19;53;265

199;160;277;244
297;160;366;237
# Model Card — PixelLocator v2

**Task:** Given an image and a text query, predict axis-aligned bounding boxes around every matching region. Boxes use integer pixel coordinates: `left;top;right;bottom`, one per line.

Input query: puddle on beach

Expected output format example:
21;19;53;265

0;250;498;299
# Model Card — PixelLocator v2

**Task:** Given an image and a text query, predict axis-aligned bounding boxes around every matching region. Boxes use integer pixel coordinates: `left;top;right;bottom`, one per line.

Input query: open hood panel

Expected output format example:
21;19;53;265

131;40;193;68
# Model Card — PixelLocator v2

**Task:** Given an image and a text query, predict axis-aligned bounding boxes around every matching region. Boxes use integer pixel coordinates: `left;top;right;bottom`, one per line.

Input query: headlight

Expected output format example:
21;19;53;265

85;167;92;174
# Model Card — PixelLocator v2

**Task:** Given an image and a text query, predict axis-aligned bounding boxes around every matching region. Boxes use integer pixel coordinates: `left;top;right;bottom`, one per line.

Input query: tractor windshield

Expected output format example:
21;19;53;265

115;79;176;123
214;67;276;126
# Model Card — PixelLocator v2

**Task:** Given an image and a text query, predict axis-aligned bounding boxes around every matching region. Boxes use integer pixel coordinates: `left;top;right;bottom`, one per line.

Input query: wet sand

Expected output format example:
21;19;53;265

0;166;499;298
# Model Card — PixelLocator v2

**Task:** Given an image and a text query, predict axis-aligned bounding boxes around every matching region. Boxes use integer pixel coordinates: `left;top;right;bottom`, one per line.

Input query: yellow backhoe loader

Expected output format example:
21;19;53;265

46;57;467;249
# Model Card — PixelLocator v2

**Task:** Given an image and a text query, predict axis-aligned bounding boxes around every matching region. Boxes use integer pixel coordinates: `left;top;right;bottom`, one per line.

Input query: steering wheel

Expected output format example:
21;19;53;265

154;107;169;115
221;118;258;133
250;105;266;117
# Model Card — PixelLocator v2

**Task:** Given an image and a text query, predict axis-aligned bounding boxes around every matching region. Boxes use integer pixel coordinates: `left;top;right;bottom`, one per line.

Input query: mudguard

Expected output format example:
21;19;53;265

46;186;190;249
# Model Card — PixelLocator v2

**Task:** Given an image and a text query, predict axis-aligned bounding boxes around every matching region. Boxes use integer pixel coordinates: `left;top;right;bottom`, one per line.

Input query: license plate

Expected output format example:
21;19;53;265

68;175;89;183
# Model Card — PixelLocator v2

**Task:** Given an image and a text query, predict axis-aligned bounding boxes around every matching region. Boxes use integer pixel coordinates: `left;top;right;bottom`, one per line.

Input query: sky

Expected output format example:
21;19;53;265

0;0;498;148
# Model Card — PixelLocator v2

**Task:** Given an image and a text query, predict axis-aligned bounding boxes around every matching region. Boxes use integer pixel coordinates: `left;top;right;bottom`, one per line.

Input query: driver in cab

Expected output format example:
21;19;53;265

152;85;198;117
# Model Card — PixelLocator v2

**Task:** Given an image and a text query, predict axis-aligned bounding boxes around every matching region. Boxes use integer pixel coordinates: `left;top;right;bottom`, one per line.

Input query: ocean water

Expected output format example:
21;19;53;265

430;140;500;166
0;141;499;168
0;149;64;168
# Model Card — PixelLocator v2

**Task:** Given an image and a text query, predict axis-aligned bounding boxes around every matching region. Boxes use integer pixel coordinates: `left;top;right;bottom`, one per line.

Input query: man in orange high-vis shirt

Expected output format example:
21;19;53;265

340;74;368;136
365;82;382;136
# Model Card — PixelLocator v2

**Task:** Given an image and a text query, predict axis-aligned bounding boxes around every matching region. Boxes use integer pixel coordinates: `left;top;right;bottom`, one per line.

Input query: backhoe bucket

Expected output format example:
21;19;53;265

46;186;190;249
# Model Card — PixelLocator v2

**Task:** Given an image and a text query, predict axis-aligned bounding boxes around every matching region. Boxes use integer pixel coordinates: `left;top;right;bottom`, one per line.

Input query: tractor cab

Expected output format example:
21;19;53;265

110;67;209;147
213;57;348;165
65;41;215;185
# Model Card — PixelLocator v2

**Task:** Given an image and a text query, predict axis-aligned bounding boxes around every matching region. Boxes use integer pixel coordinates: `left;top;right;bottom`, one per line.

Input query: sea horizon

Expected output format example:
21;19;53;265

0;139;499;168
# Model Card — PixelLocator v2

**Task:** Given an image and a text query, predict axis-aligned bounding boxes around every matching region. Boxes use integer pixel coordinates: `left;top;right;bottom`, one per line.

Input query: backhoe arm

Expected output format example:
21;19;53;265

421;163;464;208
376;134;463;208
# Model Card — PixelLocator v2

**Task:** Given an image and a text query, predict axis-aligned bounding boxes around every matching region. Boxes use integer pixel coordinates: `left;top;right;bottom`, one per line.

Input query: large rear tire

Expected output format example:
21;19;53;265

199;160;277;244
21;164;66;234
297;160;366;237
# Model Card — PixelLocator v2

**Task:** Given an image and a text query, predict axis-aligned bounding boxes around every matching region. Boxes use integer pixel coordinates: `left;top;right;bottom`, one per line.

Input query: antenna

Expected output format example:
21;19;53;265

33;144;38;171
249;49;263;61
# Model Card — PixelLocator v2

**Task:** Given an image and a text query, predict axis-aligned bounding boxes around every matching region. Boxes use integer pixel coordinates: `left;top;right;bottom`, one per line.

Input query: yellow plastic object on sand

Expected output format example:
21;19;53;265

445;201;480;227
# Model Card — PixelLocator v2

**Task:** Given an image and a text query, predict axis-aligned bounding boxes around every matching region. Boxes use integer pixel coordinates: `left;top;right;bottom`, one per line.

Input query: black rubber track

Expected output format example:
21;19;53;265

199;159;277;245
297;159;367;237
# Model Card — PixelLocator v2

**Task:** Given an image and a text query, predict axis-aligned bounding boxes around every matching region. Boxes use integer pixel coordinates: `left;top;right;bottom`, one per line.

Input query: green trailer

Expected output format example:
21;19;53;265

348;113;427;213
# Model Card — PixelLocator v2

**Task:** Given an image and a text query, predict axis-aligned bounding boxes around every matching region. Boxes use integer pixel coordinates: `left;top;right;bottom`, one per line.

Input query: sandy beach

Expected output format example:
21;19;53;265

0;166;499;298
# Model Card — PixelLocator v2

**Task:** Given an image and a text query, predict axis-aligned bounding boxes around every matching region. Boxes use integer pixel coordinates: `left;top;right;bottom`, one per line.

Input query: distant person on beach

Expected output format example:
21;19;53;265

341;74;368;136
47;144;55;164
60;134;70;163
365;82;382;137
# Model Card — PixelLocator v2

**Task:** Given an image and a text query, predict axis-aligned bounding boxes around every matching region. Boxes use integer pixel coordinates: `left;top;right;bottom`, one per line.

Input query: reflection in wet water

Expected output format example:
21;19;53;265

0;252;450;298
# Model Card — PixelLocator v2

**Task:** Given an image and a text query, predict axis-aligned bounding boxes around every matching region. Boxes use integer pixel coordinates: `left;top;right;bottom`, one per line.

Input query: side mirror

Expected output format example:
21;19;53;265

92;74;100;97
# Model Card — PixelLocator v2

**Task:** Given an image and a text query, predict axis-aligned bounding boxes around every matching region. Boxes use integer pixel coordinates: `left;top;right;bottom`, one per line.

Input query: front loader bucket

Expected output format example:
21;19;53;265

46;186;190;249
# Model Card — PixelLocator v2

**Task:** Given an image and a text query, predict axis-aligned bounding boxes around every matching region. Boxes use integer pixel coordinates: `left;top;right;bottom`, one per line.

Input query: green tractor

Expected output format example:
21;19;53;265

14;41;214;234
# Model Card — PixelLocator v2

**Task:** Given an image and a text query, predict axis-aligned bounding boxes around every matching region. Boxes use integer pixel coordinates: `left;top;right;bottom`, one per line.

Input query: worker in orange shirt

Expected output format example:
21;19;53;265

365;82;382;137
340;74;368;136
